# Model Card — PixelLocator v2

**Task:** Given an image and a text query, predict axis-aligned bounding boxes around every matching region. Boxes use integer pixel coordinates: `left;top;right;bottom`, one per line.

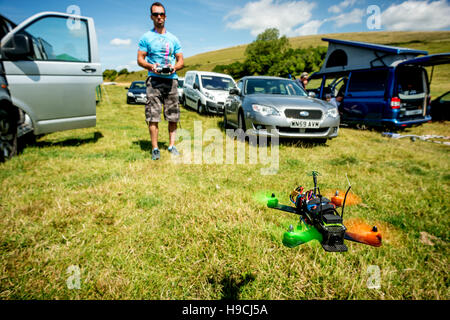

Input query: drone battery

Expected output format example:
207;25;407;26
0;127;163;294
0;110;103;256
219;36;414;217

323;213;343;224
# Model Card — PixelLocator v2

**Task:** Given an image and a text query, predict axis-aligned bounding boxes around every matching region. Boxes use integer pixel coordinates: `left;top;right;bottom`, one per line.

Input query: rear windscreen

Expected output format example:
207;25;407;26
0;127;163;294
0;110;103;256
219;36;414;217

396;67;426;96
348;69;388;93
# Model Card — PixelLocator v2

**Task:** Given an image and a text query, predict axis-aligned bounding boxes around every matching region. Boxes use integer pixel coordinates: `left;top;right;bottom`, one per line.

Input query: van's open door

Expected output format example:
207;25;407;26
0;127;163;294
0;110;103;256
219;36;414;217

397;53;450;68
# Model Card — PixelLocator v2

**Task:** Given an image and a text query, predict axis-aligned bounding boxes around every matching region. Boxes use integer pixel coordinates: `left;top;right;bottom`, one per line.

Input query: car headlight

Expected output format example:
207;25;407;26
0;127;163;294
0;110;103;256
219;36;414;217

127;92;134;97
327;107;339;118
252;104;280;116
204;91;215;101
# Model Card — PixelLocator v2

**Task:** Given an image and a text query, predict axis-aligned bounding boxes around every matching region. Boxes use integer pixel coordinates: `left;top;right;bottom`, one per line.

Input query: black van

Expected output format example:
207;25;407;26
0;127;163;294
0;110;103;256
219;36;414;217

309;38;450;128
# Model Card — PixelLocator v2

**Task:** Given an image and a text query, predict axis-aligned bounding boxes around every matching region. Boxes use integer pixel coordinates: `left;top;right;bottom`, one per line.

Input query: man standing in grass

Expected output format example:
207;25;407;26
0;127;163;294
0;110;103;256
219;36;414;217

137;2;184;160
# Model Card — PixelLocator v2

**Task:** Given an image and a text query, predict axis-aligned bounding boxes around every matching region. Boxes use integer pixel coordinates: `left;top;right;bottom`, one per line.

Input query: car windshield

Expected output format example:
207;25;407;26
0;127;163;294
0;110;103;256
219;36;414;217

245;78;307;96
131;82;145;89
201;76;234;91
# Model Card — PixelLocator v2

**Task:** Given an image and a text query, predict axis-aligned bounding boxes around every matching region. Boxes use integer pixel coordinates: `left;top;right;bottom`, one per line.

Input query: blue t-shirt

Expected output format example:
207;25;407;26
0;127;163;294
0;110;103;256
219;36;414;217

138;29;182;79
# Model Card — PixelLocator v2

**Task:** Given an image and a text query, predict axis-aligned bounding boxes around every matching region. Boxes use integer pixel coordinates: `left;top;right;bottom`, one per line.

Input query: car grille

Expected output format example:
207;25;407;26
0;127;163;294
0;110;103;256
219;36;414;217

284;109;322;120
276;127;329;134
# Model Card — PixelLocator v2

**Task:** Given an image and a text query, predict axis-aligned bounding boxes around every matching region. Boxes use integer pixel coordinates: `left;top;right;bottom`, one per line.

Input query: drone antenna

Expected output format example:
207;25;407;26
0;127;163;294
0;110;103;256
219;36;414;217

341;174;352;218
311;171;319;195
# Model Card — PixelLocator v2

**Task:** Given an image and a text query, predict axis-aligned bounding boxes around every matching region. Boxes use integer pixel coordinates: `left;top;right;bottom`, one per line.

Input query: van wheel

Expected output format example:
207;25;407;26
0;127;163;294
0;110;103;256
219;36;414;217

0;109;18;163
198;102;205;115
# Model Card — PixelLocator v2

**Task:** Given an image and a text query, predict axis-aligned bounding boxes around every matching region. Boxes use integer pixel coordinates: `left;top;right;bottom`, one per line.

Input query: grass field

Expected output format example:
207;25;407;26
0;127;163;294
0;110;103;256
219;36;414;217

0;83;449;299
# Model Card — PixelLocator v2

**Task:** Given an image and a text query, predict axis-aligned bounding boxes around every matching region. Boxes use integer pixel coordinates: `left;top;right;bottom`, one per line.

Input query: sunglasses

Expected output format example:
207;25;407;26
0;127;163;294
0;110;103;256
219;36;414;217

151;12;166;17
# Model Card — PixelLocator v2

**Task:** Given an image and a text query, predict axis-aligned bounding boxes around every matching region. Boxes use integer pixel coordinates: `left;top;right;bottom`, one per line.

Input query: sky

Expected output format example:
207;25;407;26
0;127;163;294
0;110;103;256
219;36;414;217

1;0;450;72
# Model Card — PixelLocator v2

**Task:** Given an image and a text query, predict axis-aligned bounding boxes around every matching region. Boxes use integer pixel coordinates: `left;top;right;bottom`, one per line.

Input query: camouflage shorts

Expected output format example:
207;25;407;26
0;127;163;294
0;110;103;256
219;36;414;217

145;77;180;123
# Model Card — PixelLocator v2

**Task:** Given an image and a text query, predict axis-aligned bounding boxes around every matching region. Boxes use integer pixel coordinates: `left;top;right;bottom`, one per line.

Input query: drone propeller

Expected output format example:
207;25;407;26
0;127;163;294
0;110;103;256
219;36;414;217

253;191;278;206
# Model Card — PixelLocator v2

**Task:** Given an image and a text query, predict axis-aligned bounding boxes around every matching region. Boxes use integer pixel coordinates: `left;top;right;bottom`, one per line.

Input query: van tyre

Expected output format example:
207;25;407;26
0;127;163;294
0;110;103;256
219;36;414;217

198;102;205;115
0;109;18;163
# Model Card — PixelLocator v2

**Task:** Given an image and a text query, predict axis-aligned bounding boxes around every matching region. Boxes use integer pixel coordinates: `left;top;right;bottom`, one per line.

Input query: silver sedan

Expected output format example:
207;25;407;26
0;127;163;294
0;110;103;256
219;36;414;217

224;76;340;141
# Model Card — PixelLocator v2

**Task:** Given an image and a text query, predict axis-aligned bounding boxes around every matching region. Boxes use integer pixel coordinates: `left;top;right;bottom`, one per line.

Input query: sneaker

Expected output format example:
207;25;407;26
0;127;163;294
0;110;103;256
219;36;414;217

151;148;160;160
168;146;180;156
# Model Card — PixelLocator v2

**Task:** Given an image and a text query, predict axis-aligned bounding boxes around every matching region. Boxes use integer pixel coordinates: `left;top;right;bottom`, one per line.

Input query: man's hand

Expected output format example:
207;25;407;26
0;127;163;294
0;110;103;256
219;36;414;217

152;63;161;74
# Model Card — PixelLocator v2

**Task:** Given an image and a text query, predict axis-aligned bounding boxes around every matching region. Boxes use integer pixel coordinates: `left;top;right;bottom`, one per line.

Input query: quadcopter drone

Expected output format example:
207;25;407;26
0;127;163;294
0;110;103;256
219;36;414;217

267;171;382;252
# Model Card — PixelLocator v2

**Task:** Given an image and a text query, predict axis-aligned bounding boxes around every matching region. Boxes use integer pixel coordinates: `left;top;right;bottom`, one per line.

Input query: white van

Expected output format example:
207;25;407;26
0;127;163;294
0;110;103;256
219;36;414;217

0;12;102;161
182;71;235;115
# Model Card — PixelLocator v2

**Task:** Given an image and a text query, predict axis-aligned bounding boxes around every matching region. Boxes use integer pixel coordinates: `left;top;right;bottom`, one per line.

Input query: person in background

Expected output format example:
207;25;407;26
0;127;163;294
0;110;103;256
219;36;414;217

298;72;309;90
330;91;344;109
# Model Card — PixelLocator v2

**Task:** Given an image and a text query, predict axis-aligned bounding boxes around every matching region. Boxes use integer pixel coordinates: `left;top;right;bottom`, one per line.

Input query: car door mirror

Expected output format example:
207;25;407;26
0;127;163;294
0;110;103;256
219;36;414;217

308;91;316;98
229;87;241;95
125;87;129;90
193;83;199;90
1;33;32;59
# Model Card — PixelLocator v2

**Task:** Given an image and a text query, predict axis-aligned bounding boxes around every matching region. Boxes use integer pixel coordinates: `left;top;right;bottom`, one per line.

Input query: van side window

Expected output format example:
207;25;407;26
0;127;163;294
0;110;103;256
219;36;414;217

195;75;200;88
348;69;388;93
19;16;90;62
0;18;9;40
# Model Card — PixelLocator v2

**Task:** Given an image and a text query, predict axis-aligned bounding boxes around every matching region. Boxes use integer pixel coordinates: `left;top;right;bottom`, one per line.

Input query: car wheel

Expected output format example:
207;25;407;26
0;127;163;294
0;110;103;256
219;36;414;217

237;110;247;141
223;111;228;129
0;109;18;163
238;110;246;131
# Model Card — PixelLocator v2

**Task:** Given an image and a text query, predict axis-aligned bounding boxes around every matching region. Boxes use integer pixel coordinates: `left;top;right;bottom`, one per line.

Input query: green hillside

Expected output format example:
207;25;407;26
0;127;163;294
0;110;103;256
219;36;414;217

114;31;450;96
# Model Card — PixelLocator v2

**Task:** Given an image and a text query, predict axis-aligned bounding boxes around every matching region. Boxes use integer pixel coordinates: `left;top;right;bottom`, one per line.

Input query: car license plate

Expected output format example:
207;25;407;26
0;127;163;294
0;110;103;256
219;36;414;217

290;120;320;128
404;109;422;116
136;97;147;103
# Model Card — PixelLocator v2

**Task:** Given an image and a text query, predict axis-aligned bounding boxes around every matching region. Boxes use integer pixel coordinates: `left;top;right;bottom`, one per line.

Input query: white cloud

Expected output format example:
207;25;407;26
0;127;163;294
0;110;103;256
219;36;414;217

224;0;319;37
110;38;132;46
381;0;450;30
116;60;139;72
329;8;364;28
292;20;325;36
328;0;357;14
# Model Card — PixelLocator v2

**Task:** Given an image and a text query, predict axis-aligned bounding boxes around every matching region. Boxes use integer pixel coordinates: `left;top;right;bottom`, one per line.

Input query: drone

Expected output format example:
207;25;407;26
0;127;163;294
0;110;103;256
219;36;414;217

266;171;382;252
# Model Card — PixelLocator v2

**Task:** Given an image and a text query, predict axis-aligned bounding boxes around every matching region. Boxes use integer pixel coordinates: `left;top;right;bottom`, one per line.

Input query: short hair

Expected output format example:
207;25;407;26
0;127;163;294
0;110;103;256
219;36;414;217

150;2;166;14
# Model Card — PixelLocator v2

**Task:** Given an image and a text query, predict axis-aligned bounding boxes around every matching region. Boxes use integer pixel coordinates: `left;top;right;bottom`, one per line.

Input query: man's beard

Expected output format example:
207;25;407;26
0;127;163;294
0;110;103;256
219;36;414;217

155;21;165;29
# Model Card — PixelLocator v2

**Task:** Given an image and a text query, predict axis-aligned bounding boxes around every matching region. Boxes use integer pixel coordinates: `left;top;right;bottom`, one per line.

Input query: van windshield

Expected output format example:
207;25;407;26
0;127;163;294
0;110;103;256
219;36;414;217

201;76;234;91
397;67;426;98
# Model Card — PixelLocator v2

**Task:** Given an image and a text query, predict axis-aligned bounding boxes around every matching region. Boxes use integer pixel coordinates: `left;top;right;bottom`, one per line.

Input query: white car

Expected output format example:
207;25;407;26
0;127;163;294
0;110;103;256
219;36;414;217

182;71;236;115
177;77;184;103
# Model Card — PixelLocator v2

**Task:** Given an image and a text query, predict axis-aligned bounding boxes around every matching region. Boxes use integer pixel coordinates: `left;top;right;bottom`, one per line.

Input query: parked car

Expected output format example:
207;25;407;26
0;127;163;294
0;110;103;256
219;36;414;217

177;77;184;103
126;81;147;104
430;91;450;121
309;38;450;128
0;12;102;162
183;71;236;115
224;76;340;141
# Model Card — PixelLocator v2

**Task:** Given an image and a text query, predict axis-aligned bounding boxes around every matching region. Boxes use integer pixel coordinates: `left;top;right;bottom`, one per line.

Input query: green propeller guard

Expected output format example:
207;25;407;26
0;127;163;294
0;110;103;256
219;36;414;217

282;222;323;248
